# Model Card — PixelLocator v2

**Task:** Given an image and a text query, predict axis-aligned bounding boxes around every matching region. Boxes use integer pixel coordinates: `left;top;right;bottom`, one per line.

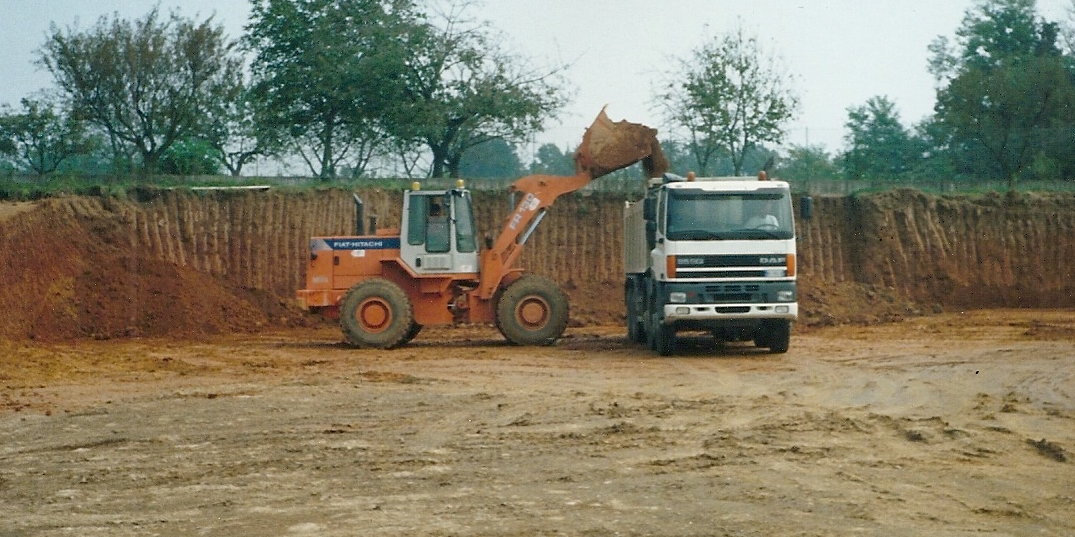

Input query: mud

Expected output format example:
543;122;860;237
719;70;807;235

2;310;1073;536
1;189;1074;534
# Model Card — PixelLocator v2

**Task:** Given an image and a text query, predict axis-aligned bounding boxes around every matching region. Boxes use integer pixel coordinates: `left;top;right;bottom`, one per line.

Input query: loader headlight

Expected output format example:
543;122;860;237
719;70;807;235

776;290;795;302
669;292;687;303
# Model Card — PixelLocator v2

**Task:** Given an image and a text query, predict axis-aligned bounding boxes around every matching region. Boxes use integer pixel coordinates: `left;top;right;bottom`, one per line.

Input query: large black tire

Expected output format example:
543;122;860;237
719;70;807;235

625;285;645;344
340;278;414;349
645;308;676;356
401;322;423;344
763;319;791;354
495;275;569;346
653;317;676;356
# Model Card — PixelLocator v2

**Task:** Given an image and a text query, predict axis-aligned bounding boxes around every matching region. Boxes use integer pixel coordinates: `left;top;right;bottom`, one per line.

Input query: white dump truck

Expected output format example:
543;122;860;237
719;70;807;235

623;172;811;355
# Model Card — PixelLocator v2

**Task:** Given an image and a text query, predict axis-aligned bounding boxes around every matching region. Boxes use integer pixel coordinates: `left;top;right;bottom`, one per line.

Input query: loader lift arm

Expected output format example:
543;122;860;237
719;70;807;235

476;107;669;299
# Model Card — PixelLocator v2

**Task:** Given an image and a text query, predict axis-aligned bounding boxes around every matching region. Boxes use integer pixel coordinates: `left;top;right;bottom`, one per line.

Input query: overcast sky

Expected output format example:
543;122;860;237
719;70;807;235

2;0;1073;159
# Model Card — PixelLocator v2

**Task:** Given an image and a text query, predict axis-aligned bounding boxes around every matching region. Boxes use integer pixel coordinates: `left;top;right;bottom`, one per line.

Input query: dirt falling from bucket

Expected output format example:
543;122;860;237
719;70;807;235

575;108;669;179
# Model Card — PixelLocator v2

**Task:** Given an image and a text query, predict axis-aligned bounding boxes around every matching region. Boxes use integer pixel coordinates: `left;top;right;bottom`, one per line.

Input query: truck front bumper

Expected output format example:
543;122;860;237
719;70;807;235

663;302;798;323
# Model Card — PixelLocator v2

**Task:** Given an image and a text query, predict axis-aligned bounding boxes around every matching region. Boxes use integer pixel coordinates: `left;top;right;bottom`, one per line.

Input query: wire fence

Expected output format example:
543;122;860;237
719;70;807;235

5;172;1075;198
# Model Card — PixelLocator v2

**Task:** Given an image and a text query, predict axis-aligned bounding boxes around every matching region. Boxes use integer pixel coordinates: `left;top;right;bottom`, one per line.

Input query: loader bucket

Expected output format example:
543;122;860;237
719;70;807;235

574;107;669;179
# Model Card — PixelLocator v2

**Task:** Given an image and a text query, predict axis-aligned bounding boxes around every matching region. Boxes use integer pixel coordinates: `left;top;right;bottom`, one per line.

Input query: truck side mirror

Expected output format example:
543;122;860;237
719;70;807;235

643;197;655;220
800;196;813;221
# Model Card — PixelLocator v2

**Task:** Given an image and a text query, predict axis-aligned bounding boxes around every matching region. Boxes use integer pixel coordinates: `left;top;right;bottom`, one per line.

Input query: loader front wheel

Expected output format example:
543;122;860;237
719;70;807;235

340;278;414;349
496;275;569;346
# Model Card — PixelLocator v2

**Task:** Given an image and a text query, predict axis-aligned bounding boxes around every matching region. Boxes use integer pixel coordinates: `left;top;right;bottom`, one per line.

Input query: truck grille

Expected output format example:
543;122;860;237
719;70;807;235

704;284;761;303
674;255;787;280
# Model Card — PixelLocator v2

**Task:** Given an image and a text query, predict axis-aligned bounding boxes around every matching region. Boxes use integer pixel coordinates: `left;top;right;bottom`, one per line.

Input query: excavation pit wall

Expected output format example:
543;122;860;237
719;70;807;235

1;187;1073;342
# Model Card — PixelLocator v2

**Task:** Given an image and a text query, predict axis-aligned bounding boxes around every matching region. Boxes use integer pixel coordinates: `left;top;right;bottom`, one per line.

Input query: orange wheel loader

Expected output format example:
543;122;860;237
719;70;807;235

295;108;668;348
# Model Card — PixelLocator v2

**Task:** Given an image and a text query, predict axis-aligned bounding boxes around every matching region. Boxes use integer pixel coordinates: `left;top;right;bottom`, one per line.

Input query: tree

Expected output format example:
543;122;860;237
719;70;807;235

245;0;418;180
0;96;95;176
841;96;918;180
930;0;1075;188
656;24;799;176
159;137;222;175
528;143;576;176
774;144;840;182
203;84;282;177
458;138;522;178
39;8;244;175
396;2;569;178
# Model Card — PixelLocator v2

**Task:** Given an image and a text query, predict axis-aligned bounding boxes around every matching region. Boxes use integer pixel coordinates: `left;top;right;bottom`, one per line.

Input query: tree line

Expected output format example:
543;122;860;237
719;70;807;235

1;0;1073;190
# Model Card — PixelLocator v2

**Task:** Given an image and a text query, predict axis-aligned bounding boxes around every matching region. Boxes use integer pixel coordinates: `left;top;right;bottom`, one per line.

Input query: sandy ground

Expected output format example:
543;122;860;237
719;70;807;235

2;310;1073;536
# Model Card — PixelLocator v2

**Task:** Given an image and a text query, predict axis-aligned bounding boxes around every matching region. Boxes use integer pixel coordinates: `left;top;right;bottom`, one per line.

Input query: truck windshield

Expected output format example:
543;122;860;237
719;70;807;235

666;189;793;240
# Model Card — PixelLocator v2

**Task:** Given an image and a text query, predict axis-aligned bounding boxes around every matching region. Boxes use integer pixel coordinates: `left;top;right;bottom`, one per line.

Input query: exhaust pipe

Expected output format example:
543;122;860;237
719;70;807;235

353;193;364;235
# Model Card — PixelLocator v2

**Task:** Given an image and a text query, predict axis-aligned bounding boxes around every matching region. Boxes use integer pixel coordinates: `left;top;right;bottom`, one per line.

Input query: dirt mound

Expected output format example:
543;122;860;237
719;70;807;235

0;198;306;342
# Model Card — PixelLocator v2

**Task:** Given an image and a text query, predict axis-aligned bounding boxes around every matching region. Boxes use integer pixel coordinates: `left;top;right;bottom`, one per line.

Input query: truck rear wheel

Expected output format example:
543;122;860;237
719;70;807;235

646;310;676;356
340;278;414;349
625;285;645;343
496;275;568;345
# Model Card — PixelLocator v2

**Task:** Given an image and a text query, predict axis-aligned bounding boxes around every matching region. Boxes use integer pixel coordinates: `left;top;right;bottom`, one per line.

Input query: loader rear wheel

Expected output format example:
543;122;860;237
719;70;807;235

496;275;569;346
340;278;414;349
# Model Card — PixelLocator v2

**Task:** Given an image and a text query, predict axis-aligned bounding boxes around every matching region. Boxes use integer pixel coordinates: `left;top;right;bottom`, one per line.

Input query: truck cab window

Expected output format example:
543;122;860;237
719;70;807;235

667;189;792;240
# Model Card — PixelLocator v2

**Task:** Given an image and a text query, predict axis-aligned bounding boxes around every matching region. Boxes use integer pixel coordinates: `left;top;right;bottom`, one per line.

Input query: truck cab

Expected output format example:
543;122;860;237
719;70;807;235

624;173;807;355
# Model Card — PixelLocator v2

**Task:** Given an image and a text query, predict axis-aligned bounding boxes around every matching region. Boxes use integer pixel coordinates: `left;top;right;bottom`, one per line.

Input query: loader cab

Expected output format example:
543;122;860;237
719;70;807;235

400;187;480;275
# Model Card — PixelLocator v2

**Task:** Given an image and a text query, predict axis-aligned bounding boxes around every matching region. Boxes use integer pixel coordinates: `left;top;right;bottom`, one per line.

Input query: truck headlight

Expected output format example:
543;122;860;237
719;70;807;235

776;290;795;302
669;292;687;303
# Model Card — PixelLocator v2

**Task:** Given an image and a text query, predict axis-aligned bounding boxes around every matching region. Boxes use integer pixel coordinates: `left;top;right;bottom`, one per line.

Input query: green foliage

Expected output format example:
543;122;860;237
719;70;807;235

245;0;419;180
930;0;1075;189
396;4;570;178
0;96;96;176
159;138;222;175
202;77;279;178
656;24;799;176
528;143;576;176
775;145;840;182
459;138;522;179
39;7;244;176
841;96;919;180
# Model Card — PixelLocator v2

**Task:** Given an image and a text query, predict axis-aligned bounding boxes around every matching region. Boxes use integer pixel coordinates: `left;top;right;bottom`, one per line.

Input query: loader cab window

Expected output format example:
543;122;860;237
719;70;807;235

407;194;451;253
407;191;475;254
452;190;477;253
425;197;451;253
407;195;429;246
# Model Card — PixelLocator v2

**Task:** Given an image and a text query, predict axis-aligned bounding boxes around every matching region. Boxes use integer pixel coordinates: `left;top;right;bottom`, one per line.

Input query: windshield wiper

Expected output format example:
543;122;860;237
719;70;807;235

729;227;785;239
669;229;723;240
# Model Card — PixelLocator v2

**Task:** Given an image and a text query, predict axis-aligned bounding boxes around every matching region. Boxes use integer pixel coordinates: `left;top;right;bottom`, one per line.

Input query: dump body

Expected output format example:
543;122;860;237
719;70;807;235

623;174;798;355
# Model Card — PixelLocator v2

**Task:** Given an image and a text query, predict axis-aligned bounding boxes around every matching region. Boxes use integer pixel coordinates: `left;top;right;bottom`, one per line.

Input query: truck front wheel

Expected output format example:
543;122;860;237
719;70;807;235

340;278;414;349
758;319;791;354
496;275;569;345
